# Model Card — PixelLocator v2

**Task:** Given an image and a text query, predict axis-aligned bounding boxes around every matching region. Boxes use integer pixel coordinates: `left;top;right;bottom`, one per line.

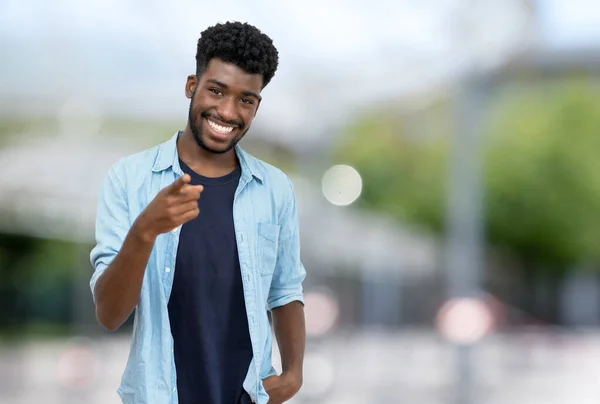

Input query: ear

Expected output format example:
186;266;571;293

185;75;197;99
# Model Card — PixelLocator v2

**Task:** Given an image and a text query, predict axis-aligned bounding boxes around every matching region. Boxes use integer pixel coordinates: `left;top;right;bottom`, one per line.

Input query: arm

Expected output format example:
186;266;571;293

90;166;154;332
272;301;305;385
93;223;156;332
263;179;307;402
90;168;201;331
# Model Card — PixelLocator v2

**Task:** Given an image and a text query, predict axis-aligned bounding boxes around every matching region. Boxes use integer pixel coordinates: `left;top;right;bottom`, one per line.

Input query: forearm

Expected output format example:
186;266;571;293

271;301;306;381
94;221;156;331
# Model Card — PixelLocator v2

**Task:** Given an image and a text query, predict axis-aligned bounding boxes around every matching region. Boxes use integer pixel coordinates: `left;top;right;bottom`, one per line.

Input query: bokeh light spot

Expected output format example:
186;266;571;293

321;165;362;206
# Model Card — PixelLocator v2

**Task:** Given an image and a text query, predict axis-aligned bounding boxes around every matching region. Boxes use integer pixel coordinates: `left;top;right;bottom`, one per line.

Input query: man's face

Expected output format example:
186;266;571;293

185;58;263;154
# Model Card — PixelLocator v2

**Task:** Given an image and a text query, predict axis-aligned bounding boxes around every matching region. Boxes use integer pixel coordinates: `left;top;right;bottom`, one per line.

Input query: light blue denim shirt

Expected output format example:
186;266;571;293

89;132;306;404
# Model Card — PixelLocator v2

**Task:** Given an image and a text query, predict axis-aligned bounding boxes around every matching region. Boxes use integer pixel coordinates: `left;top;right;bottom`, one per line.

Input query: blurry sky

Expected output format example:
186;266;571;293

0;0;599;147
537;0;600;49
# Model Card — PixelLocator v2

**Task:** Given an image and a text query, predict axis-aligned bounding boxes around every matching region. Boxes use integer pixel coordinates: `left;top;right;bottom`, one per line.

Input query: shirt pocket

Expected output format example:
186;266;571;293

256;222;280;276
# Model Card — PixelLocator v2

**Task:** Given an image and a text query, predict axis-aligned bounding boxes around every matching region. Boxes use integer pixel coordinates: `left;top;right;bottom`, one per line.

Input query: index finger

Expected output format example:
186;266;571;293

169;174;191;193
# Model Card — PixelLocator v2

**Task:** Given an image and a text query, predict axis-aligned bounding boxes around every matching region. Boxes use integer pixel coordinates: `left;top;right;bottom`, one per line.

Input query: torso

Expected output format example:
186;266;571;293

167;159;253;404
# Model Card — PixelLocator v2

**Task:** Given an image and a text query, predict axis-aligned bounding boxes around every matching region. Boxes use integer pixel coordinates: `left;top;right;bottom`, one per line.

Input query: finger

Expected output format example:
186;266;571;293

177;207;200;224
169;204;199;226
171;200;200;216
169;174;191;193
179;184;204;200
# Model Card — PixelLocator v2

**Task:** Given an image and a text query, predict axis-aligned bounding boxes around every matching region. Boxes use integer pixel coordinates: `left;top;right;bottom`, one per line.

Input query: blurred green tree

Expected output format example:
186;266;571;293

485;79;600;271
334;78;600;274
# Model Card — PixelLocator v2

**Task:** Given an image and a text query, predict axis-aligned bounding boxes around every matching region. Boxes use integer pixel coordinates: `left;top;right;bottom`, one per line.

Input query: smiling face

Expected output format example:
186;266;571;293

185;58;263;155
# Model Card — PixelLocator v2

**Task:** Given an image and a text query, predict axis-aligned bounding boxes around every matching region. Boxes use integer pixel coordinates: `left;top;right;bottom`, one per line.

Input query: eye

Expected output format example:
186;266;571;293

209;88;223;96
241;98;254;105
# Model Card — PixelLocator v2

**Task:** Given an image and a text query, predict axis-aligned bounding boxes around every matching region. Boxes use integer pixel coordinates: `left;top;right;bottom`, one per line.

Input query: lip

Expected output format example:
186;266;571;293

204;118;237;140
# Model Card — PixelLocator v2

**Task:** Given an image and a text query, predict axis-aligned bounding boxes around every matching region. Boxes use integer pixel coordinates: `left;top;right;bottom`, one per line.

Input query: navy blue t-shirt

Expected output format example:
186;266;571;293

168;159;253;404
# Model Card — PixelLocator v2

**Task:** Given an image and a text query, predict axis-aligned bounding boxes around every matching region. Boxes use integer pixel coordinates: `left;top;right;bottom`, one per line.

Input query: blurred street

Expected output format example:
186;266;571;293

1;328;599;404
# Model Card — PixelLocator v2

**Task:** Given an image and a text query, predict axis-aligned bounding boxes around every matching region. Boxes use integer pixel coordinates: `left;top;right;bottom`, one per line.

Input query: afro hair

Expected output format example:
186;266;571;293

195;21;279;88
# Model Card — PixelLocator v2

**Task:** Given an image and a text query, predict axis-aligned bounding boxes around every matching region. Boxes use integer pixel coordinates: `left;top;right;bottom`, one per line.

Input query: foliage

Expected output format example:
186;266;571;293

334;78;600;270
485;79;600;268
333;112;448;231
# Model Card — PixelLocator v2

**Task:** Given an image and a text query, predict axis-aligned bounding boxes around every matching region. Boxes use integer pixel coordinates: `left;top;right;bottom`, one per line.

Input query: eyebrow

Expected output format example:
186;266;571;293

206;79;262;101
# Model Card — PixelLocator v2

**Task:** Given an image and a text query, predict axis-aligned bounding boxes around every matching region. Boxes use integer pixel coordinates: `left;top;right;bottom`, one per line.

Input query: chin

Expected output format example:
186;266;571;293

201;136;237;154
207;144;234;154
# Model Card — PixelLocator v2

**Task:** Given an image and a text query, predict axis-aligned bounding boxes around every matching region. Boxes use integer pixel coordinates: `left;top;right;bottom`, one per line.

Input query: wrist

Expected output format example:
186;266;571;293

131;217;157;244
281;370;303;391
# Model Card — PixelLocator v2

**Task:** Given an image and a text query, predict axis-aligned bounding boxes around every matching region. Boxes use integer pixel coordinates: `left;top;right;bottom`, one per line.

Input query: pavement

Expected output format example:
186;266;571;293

1;328;598;404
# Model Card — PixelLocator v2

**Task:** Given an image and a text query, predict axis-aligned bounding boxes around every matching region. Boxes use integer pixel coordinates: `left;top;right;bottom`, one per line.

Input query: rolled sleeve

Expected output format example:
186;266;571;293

267;178;306;311
89;165;130;302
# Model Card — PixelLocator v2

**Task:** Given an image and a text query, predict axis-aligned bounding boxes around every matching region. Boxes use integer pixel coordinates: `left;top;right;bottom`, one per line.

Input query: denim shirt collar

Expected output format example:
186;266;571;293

151;131;263;183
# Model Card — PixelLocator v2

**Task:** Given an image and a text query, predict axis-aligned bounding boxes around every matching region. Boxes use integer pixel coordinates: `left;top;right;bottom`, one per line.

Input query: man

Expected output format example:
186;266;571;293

90;21;306;404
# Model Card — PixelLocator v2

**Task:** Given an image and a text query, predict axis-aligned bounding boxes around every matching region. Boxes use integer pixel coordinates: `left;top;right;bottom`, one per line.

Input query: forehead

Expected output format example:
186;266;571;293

200;58;263;93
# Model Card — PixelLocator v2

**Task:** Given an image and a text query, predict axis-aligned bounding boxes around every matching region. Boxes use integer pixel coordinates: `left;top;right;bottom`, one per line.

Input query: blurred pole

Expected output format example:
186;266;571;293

444;0;536;401
445;74;487;404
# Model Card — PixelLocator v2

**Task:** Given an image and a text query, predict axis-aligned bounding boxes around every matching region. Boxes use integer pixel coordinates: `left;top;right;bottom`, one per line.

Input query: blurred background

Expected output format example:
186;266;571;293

1;0;600;403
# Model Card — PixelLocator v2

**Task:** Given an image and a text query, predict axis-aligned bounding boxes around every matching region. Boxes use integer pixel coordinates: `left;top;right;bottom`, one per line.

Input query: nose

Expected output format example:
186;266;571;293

216;97;237;123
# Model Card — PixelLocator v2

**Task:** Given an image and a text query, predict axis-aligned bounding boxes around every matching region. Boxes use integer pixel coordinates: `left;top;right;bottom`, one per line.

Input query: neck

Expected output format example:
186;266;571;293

177;124;238;178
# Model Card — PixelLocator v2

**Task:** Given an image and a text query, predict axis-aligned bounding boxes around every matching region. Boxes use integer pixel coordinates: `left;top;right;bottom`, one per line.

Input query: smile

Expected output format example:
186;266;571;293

206;118;235;134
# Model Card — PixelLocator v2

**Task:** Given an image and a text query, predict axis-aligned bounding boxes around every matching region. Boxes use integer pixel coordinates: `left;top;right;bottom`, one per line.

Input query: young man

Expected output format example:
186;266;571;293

89;22;306;404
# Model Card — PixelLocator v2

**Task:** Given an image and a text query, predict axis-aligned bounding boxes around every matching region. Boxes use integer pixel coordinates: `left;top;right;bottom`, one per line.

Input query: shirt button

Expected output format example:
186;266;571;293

165;267;171;273
171;227;178;233
173;387;177;393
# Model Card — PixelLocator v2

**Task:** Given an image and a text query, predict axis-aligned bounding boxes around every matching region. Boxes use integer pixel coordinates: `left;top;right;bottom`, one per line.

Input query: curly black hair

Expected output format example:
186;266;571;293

195;21;279;88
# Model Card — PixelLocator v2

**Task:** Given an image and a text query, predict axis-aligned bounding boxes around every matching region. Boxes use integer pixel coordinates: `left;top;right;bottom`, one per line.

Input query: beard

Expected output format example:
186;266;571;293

188;97;248;155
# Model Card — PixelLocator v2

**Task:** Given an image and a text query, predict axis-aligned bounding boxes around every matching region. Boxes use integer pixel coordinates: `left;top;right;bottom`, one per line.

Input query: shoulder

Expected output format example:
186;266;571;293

240;150;295;201
113;143;161;172
109;141;168;189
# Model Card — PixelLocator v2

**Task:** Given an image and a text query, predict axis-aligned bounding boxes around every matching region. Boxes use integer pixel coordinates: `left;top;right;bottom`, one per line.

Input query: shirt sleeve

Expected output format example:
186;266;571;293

89;165;130;303
267;177;307;310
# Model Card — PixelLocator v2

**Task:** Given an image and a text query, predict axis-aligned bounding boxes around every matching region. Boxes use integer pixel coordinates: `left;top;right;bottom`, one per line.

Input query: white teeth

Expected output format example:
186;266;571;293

207;119;234;134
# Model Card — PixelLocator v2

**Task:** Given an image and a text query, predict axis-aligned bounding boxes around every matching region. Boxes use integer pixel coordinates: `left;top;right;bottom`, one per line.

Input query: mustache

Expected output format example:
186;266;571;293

201;111;243;129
